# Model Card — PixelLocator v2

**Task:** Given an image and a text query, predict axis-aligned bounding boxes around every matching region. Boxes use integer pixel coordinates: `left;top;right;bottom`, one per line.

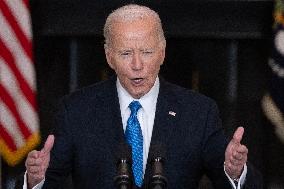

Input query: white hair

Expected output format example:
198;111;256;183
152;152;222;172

103;4;166;48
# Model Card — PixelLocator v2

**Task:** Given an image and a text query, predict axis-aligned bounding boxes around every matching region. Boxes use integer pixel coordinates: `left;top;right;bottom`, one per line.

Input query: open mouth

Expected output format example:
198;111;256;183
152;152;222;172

131;78;144;85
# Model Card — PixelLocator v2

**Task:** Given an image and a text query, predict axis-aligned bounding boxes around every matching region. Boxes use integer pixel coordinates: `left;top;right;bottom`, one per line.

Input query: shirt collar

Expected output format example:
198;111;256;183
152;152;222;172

116;77;160;114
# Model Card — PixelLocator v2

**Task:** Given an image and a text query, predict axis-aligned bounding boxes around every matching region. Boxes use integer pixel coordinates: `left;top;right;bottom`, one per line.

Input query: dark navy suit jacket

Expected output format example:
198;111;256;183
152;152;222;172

42;77;262;189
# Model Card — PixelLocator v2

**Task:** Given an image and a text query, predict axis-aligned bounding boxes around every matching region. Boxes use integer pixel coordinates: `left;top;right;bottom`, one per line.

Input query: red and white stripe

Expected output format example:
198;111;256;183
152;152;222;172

0;0;39;166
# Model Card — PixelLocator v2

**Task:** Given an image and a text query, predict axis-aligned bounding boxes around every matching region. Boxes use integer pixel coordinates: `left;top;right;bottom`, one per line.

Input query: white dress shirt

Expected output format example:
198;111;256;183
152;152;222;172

117;77;159;174
24;76;246;189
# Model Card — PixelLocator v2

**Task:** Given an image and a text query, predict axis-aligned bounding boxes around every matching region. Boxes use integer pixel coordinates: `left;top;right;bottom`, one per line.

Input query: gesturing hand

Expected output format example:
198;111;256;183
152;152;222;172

225;127;248;180
25;135;54;189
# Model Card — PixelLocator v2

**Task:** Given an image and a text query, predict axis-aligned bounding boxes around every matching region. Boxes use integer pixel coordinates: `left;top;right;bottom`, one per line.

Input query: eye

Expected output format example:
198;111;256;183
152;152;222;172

121;52;130;56
119;50;132;56
142;50;153;55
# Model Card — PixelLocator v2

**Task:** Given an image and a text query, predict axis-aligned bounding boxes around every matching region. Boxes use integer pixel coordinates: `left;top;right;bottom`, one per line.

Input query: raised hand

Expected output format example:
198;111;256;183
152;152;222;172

25;135;54;188
225;127;248;180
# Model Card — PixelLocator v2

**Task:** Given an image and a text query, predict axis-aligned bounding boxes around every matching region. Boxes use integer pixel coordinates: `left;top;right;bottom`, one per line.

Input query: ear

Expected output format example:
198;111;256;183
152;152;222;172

104;45;115;69
159;47;166;66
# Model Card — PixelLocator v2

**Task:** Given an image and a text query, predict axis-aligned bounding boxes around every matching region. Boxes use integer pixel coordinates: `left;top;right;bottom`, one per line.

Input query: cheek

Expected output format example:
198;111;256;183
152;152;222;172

115;64;132;78
148;63;161;75
148;55;164;72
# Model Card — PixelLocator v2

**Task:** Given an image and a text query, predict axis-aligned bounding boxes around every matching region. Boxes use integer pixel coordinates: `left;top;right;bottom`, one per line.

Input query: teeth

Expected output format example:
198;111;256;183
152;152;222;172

132;78;143;83
133;78;142;81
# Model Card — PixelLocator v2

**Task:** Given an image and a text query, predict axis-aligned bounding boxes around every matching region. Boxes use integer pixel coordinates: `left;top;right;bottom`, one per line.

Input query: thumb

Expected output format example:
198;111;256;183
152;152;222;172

232;127;244;144
41;134;55;154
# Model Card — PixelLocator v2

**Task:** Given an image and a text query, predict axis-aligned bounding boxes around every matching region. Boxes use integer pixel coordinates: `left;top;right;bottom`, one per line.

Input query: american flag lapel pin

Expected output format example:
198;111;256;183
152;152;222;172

168;111;176;116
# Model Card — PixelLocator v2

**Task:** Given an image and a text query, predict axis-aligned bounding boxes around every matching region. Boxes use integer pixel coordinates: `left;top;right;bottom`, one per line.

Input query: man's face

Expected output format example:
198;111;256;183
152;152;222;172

105;18;165;99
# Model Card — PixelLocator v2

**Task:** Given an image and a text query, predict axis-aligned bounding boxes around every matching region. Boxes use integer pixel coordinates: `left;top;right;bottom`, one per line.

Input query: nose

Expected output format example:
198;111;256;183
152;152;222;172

131;52;143;71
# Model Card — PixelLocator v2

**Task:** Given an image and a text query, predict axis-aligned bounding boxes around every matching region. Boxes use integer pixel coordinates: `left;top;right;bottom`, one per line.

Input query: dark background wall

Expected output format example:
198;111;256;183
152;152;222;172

3;0;284;188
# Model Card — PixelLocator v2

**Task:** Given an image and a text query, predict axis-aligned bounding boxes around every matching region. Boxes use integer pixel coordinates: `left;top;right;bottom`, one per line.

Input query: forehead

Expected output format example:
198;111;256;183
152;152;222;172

110;18;160;47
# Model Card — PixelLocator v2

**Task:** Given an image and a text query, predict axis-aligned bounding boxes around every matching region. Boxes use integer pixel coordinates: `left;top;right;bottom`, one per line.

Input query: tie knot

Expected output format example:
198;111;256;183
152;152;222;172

129;101;141;114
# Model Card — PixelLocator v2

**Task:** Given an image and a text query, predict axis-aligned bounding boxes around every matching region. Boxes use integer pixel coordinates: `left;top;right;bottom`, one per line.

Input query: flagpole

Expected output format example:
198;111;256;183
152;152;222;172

0;156;2;189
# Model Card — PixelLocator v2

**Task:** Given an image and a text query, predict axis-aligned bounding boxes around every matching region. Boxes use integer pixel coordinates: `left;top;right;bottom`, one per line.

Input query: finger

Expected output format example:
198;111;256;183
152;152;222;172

236;145;248;154
232;151;243;160
229;153;247;165
26;157;44;167
225;161;241;173
27;150;40;159
231;150;247;162
229;159;244;167
232;127;244;144
26;151;41;167
225;160;244;172
225;164;244;180
41;135;55;154
27;165;42;174
28;172;45;181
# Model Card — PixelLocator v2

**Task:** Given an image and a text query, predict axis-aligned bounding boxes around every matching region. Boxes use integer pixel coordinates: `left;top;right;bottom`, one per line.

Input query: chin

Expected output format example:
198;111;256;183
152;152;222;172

132;93;144;99
130;90;145;99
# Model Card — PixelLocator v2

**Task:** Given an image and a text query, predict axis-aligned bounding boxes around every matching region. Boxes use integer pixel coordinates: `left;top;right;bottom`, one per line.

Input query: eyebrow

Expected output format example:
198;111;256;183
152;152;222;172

114;46;158;53
117;49;133;53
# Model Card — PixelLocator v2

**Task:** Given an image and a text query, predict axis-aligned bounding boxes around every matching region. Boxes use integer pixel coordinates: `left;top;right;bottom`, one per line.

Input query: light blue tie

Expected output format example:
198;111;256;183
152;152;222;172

125;101;143;187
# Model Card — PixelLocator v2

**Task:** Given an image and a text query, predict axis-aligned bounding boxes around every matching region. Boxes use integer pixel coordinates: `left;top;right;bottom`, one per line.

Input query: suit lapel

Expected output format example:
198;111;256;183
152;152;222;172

144;79;180;185
99;77;126;158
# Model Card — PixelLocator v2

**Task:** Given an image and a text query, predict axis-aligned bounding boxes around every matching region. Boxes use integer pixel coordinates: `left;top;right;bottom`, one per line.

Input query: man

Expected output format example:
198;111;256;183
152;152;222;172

24;4;262;189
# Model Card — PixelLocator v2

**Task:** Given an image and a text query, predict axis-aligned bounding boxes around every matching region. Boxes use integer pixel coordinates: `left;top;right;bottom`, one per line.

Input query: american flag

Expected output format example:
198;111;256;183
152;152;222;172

262;0;284;143
0;0;40;166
